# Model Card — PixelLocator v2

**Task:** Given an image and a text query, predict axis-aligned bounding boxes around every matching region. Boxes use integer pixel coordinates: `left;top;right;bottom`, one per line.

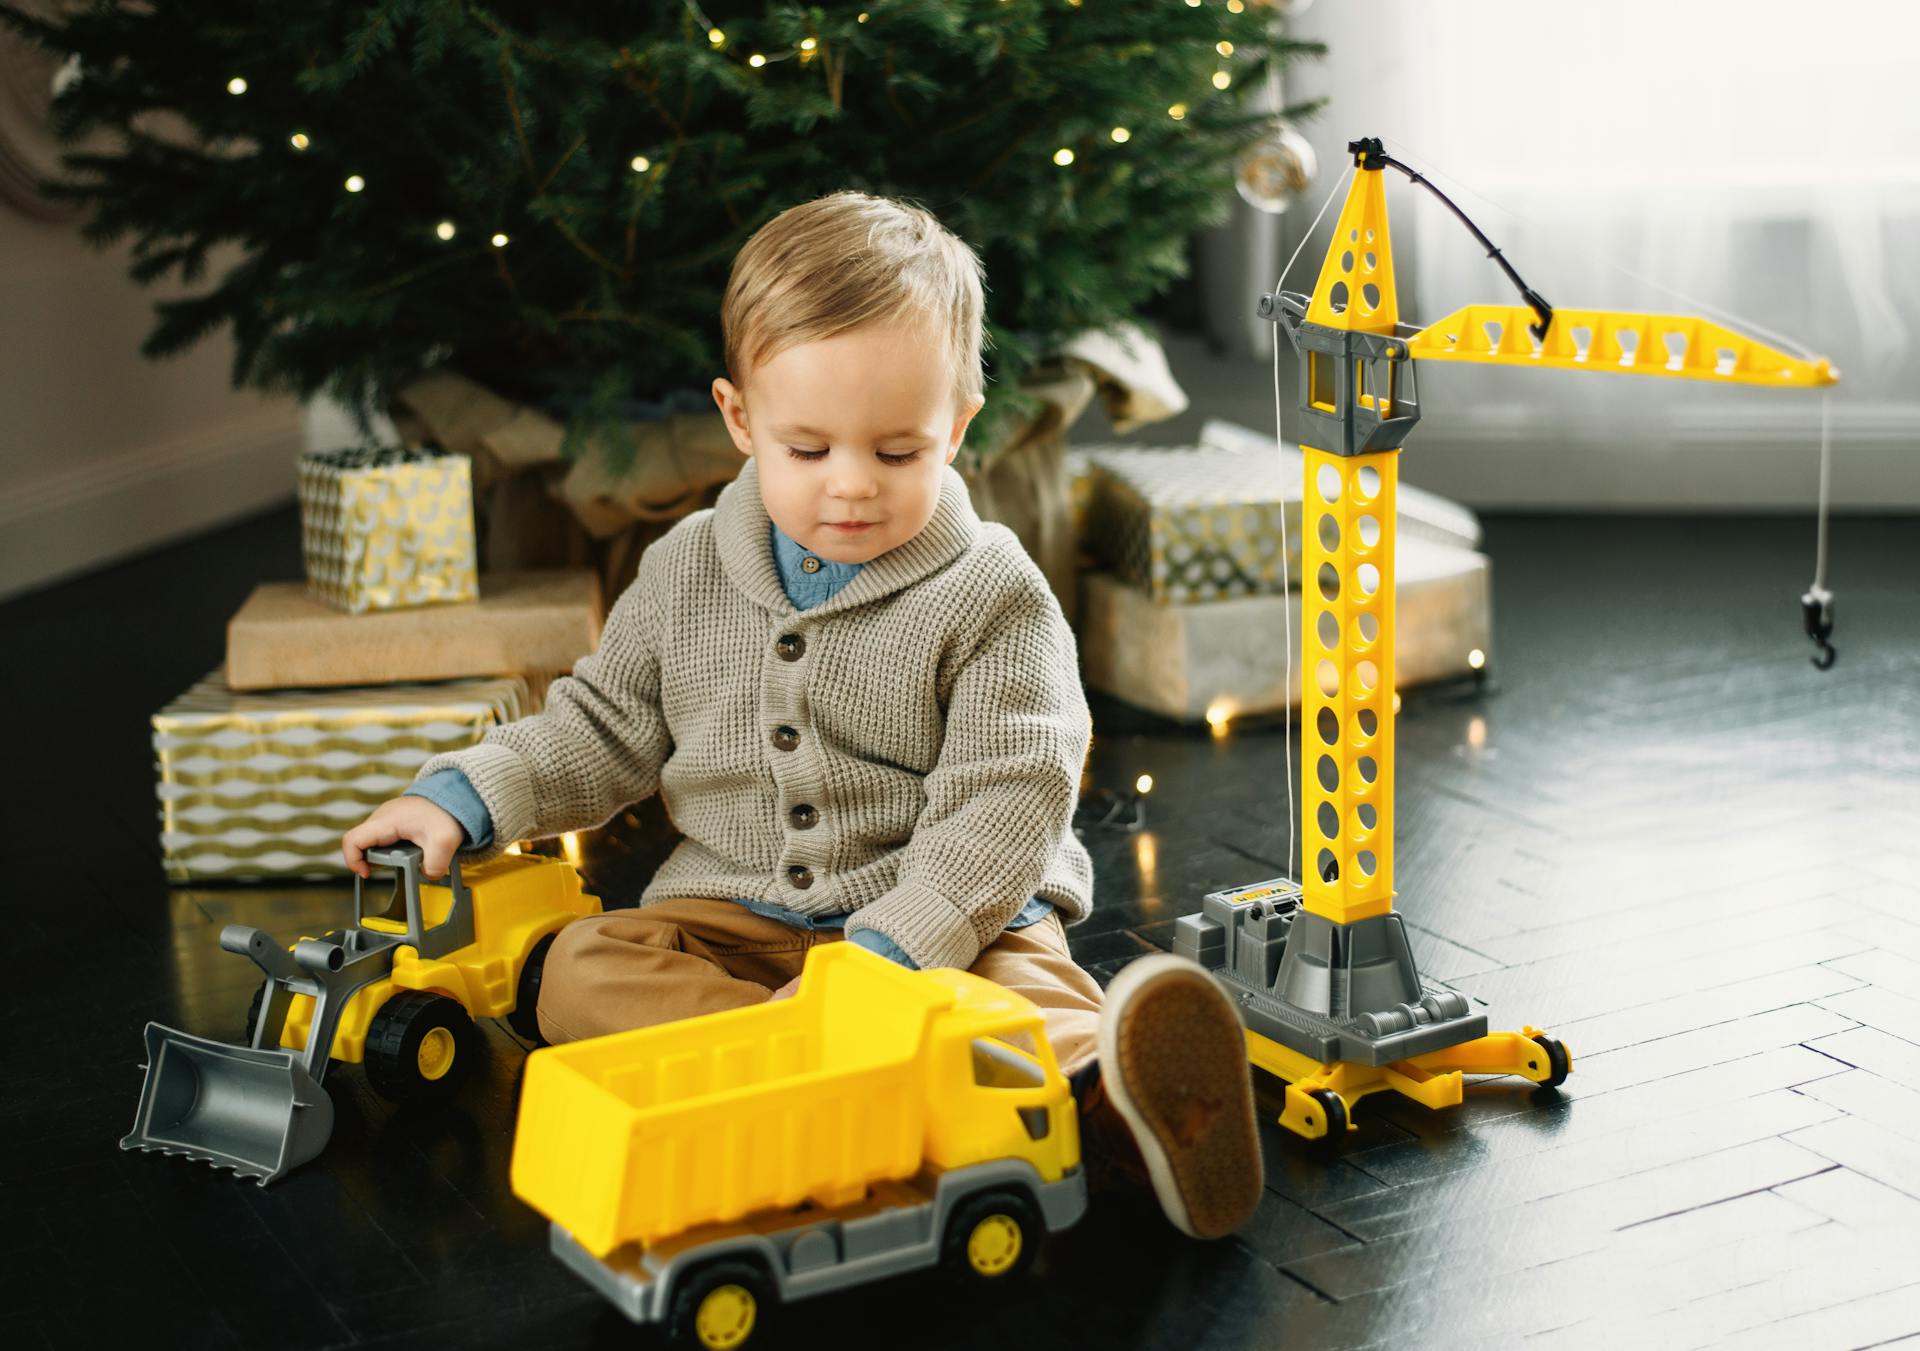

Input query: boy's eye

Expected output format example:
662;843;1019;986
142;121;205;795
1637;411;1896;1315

785;446;828;461
878;450;923;466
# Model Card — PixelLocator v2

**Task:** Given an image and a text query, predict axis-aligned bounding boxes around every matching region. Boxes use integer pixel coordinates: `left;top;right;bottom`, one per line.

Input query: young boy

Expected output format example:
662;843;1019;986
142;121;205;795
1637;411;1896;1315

343;192;1263;1240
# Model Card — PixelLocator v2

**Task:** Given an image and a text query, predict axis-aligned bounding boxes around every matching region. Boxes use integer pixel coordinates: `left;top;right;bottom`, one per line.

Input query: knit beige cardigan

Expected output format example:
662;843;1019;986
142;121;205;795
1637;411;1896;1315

419;457;1094;970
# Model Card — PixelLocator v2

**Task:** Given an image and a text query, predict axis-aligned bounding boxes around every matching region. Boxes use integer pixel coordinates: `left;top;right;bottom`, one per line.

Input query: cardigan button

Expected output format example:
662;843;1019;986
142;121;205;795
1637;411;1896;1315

776;633;806;661
771;725;800;752
800;555;823;574
787;865;814;890
790;804;818;830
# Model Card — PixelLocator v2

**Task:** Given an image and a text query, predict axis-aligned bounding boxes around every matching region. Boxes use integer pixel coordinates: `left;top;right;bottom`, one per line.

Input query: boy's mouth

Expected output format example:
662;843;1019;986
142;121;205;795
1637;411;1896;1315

824;520;878;533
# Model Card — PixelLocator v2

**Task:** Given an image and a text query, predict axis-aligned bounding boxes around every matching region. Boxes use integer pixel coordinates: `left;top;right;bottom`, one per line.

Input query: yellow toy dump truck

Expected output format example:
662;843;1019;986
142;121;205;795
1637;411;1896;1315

512;942;1087;1348
122;843;599;1183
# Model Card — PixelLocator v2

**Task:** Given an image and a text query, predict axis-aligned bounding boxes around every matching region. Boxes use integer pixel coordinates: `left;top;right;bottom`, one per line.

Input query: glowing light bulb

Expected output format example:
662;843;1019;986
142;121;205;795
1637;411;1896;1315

708;27;725;45
630;154;651;172
1467;716;1488;751
289;132;310;151
1168;103;1188;121
1135;774;1155;796
490;231;509;248
748;52;767;68
344;174;365;193
857;10;870;20
434;220;455;241
226;76;248;96
1110;126;1131;143
1468;648;1487;670
1053;147;1075;166
1212;70;1232;89
1228;0;1246;11
1206;701;1232;735
799;37;817;52
1185;0;1202;7
1217;41;1234;57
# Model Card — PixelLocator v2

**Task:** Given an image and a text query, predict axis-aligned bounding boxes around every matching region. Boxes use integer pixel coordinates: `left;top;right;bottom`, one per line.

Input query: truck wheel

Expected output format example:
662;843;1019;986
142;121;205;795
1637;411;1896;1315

943;1189;1041;1285
505;933;555;1044
364;991;475;1104
667;1259;773;1350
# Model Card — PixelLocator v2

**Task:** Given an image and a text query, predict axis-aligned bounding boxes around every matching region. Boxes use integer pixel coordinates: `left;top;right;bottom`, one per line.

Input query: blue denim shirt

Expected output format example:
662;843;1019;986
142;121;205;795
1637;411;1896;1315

408;522;1053;969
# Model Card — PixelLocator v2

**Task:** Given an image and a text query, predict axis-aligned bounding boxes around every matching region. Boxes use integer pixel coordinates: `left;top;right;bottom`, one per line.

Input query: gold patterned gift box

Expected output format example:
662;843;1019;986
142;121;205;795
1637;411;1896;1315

1080;445;1305;605
299;446;479;613
153;669;535;881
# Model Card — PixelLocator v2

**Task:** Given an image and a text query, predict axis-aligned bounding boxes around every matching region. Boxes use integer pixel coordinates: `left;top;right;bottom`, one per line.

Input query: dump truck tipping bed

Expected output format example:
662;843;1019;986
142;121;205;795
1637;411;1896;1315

512;944;961;1258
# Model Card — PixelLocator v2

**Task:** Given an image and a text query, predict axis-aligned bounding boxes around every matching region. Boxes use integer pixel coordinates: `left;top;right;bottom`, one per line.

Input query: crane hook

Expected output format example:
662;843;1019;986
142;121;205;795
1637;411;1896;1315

1801;586;1836;670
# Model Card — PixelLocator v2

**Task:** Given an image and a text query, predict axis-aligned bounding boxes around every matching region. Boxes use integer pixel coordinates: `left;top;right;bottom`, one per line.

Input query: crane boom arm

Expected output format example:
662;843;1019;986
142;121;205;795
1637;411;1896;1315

1404;304;1837;387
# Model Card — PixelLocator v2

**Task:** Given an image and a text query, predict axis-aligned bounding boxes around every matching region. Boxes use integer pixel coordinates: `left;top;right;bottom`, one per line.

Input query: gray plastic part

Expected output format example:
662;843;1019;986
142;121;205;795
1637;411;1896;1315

121;843;460;1183
551;1160;1089;1326
119;1022;335;1183
1265;290;1423;458
1192;876;1486;1067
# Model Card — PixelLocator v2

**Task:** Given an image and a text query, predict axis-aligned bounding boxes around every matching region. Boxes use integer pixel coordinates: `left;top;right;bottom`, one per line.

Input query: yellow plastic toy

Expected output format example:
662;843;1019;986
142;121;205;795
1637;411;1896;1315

513;942;1086;1349
1178;136;1837;1143
122;842;600;1182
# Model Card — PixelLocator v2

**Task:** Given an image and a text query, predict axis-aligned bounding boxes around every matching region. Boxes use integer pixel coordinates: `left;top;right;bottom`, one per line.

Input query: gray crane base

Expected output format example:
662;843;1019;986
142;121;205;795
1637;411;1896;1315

1176;878;1487;1067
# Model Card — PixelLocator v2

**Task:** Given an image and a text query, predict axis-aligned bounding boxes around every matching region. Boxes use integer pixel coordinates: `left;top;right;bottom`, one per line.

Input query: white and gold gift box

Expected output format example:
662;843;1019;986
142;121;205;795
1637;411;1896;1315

299;446;479;614
153;669;534;881
1079;536;1492;724
1081;444;1305;605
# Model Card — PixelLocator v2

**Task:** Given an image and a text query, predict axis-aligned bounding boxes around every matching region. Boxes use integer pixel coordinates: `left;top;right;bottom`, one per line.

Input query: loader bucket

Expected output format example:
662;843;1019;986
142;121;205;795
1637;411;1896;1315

120;1022;335;1185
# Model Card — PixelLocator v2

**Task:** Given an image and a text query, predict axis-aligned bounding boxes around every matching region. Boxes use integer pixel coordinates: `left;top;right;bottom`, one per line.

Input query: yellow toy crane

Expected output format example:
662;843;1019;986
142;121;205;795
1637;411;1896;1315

1176;136;1838;1141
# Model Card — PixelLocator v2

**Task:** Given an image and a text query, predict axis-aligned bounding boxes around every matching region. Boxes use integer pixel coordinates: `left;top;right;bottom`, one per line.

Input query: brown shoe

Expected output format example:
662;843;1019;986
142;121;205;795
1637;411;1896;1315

1093;953;1264;1239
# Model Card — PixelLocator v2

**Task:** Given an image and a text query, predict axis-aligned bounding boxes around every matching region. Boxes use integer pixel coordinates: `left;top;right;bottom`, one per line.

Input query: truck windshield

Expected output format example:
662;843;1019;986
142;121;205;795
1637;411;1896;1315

970;1036;1045;1090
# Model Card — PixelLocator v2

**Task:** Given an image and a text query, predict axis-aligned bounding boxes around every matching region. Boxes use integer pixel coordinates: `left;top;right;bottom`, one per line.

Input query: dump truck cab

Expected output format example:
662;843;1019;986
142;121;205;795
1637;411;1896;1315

917;969;1080;1187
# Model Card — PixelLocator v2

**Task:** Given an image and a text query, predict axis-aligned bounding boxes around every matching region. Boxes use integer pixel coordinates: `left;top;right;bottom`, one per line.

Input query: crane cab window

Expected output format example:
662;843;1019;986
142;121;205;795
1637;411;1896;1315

1309;352;1337;413
969;1032;1045;1090
1356;358;1396;417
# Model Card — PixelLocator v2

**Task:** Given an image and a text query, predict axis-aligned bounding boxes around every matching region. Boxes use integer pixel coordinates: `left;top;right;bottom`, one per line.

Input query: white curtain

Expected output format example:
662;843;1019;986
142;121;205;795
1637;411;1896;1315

1278;0;1920;508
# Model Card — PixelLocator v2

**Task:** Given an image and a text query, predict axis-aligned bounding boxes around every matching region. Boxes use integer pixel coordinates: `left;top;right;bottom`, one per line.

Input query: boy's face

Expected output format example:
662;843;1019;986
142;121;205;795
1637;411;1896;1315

712;321;982;565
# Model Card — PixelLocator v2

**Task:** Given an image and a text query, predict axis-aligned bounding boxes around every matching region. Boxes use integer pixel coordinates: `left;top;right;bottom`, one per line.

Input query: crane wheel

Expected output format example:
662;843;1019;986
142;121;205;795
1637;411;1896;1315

1530;1034;1571;1089
1308;1088;1348;1147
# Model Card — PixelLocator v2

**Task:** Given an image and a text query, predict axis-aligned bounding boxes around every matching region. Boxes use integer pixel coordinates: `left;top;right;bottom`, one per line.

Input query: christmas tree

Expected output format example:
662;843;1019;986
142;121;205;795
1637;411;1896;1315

4;0;1322;460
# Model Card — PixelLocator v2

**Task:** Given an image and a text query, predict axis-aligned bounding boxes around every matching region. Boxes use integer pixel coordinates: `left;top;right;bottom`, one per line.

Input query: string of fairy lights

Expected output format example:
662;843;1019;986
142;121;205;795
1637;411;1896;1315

204;0;1263;248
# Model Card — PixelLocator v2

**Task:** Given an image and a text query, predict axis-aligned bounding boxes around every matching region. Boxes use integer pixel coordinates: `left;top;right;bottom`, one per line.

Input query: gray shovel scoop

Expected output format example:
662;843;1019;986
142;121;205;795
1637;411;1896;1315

120;1022;335;1184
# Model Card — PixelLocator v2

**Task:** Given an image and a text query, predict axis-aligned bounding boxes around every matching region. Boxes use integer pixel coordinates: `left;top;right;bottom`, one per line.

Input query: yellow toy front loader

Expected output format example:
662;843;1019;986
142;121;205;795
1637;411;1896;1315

122;842;600;1182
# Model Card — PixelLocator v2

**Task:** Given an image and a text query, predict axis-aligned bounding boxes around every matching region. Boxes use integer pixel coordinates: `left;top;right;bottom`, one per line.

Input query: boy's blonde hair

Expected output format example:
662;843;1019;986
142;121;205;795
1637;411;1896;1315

721;191;986;409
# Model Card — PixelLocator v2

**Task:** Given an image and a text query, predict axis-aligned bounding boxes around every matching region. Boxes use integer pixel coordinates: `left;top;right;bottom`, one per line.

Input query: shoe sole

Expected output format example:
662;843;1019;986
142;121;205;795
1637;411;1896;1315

1096;954;1264;1239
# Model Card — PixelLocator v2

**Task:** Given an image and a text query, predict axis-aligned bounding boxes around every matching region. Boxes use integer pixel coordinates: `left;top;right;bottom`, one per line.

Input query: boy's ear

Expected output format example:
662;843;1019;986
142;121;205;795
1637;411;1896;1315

712;378;755;457
945;396;985;463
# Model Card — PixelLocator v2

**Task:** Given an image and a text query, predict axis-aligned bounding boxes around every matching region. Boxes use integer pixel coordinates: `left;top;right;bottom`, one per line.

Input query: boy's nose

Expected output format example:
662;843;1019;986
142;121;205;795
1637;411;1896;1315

826;465;879;498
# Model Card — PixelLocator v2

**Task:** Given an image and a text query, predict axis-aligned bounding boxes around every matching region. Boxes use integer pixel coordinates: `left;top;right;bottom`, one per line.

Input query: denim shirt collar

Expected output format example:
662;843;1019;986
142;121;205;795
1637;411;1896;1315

770;522;864;611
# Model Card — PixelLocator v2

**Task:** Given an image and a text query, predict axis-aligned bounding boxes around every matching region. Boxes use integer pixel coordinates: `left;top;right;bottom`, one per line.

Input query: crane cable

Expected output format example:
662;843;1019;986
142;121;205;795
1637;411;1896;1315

1356;135;1839;670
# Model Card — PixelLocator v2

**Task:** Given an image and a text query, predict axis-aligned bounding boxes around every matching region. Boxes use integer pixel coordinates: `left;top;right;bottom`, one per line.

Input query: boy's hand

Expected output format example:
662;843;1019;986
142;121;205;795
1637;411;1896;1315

767;976;803;1003
342;796;465;879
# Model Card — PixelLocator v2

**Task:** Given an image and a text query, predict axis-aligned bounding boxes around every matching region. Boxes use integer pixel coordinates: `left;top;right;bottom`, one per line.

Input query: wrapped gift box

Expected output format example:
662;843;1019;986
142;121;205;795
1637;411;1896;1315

225;569;603;691
299;446;479;613
1078;535;1492;723
1081;444;1305;605
153;670;534;881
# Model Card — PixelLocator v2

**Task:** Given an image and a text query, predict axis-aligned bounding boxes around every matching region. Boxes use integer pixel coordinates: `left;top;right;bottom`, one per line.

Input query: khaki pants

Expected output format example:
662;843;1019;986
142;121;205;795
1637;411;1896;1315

537;897;1105;1073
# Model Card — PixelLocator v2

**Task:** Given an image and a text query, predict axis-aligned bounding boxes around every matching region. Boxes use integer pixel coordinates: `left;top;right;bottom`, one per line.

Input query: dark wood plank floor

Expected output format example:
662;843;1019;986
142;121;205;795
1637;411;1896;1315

4;507;1916;1350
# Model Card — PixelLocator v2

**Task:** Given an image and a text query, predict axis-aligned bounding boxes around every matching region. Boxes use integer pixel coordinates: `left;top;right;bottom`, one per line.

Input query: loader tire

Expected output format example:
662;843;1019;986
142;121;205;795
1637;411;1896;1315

505;933;556;1044
364;991;475;1104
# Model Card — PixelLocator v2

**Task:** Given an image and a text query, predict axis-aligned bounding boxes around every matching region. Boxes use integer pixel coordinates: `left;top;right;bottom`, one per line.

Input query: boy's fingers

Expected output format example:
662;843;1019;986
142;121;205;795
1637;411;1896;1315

422;835;454;879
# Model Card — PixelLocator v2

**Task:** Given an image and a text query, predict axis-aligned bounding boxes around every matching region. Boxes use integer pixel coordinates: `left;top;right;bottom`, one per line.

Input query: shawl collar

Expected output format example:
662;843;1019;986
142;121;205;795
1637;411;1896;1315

714;457;983;619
